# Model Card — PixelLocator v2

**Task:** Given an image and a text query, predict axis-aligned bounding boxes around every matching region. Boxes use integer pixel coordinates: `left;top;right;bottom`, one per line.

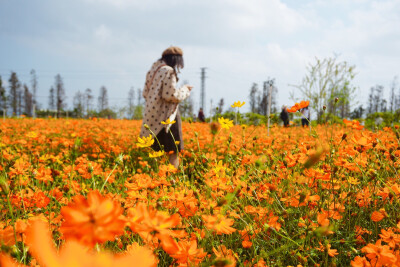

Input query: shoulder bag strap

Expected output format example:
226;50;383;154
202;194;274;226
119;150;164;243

148;64;167;89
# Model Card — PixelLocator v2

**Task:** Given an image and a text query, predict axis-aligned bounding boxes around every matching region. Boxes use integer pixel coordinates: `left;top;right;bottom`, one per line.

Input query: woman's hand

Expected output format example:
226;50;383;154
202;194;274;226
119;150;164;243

187;85;193;91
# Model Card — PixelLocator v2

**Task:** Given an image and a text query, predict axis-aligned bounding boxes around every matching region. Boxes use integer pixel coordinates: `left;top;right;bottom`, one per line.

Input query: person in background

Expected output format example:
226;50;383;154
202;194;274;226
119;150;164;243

301;106;310;127
198;108;205;122
280;105;289;127
140;46;193;168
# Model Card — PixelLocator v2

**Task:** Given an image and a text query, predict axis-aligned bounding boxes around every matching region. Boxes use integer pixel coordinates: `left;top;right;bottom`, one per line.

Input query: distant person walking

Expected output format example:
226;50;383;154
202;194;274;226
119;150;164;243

280;105;289;127
140;46;193;168
198;108;205;122
301;106;310;127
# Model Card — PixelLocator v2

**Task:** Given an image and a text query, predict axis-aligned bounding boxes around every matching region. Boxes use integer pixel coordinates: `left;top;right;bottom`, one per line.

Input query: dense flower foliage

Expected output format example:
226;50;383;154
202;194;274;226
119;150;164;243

0;117;400;266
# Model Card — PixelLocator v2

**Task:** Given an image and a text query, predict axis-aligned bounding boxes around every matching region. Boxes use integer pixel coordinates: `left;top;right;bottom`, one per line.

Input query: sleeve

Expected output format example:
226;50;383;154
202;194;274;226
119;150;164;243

161;68;191;103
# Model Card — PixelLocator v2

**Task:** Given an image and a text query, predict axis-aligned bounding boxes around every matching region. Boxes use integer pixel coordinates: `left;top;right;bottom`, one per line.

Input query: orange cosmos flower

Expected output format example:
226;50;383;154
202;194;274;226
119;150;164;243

26;220;157;267
326;244;338;257
170;240;207;266
34;166;53;183
287;100;309;113
361;240;396;266
125;243;158;267
0;253;19;267
371;210;385;222
127;203;181;235
379;229;400;248
202;214;236;235
212;245;237;267
351;256;371;267
59;190;125;247
343;119;364;130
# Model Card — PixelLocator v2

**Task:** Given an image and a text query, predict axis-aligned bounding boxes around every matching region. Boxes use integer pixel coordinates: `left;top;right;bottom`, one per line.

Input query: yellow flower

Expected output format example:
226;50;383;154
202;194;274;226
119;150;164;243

136;135;154;148
26;131;39;138
161;118;176;125
149;151;164;158
218;117;234;129
348;177;360;185
231;101;245;108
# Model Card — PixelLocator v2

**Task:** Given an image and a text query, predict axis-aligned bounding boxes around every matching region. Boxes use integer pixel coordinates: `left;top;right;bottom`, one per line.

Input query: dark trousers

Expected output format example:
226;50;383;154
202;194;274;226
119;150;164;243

301;118;309;127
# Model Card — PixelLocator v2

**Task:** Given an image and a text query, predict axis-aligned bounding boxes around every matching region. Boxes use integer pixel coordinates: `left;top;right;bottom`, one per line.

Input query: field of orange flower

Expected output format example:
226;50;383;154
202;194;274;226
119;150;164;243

1;117;400;266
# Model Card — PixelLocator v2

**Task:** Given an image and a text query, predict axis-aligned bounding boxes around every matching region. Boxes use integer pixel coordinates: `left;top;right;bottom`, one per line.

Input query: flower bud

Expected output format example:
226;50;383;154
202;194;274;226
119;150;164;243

144;124;150;129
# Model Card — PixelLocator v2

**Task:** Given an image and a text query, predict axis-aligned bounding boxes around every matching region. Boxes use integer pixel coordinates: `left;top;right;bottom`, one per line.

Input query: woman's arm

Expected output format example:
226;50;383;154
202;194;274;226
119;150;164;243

161;68;190;103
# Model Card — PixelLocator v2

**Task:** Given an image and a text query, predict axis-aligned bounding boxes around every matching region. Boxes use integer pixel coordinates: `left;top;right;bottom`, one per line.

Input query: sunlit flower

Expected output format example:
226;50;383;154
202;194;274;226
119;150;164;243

59;190;126;247
149;151;164;158
170;240;207;266
287;100;309;113
127;203;181;235
218;117;234;129
361;240;396;266
343;119;364;130
26;220;157;267
213;245;237;267
371;210;385;222
202;214;236;235
136;135;155;148
231;101;245;108
161;119;176;125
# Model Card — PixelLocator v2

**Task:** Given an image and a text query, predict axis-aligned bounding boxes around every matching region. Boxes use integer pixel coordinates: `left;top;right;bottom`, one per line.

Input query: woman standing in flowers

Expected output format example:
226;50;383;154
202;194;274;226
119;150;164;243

140;46;193;168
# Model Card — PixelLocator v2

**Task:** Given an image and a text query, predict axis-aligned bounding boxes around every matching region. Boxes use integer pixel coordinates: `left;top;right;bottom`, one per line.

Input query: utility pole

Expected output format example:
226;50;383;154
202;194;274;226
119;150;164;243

200;68;207;113
266;78;275;136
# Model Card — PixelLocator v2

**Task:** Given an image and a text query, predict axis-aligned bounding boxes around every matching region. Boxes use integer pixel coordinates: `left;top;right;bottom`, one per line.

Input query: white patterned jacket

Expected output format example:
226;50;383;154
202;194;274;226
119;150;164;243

139;60;191;137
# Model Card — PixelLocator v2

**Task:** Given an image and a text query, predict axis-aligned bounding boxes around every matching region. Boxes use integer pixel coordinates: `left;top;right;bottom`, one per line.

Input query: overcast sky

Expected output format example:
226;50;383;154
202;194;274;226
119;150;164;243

0;0;399;115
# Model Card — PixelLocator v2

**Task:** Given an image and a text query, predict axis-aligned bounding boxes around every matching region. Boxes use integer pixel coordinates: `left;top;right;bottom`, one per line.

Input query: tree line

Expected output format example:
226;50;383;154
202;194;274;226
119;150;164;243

0;71;149;119
246;56;399;125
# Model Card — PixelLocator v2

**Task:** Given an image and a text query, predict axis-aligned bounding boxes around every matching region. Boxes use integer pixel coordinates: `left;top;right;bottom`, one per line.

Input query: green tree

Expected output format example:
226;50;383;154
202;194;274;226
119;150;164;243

291;56;357;122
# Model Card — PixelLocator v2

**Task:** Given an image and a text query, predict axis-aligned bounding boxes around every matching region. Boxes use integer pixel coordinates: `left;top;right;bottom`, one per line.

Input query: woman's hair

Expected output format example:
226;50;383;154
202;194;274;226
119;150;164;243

160;54;184;80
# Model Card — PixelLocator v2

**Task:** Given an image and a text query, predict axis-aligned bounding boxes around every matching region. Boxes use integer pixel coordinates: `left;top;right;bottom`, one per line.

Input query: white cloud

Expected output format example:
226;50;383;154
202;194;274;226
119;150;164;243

94;25;111;41
1;0;400;112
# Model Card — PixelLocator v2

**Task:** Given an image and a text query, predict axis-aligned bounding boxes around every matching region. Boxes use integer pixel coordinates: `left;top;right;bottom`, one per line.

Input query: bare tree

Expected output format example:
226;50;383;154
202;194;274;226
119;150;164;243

8;72;21;116
73;91;85;118
85;88;93;117
217;98;224;114
137;88;142;106
98;86;109;112
249;83;258;113
23;84;33;116
390;76;398;112
0;76;7;113
30;69;38;107
17;84;24;116
49;86;55;111
127;87;135;119
54;74;67;117
367;85;386;114
180;94;194;118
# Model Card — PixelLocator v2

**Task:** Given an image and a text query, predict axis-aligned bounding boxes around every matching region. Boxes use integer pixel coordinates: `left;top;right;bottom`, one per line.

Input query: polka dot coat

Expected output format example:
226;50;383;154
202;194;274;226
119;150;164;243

140;60;191;137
